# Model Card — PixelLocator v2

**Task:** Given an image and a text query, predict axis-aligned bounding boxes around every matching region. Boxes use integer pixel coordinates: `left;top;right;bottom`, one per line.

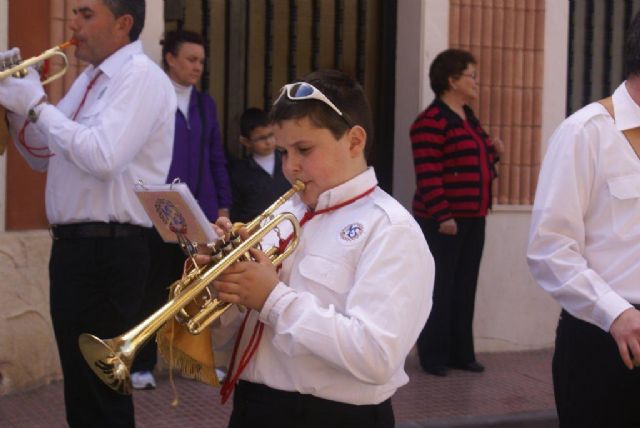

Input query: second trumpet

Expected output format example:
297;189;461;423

78;180;305;394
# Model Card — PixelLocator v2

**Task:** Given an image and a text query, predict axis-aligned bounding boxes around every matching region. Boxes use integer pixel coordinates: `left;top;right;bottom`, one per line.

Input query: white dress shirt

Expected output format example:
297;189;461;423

528;82;640;332
232;167;434;405
9;41;176;226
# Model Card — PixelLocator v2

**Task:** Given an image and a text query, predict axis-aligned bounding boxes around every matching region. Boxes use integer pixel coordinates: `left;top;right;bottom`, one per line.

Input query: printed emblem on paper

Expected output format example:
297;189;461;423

155;198;188;235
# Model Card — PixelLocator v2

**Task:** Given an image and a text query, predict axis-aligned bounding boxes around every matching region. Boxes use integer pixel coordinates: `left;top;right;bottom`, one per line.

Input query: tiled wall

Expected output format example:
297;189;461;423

449;0;544;205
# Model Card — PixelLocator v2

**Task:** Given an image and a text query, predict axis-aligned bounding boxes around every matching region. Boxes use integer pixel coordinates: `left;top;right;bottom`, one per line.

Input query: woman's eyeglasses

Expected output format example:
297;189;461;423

274;82;354;128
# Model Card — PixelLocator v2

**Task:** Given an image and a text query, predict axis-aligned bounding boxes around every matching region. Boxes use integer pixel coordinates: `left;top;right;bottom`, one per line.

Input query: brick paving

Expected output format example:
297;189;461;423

0;349;556;428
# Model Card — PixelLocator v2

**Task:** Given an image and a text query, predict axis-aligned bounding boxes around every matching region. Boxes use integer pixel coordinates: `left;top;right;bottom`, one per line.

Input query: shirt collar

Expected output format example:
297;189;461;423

84;41;144;80
314;167;378;211
612;81;640;131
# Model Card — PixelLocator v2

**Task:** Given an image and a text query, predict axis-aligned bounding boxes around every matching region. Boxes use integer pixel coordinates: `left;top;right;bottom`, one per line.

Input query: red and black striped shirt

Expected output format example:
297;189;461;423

410;98;499;223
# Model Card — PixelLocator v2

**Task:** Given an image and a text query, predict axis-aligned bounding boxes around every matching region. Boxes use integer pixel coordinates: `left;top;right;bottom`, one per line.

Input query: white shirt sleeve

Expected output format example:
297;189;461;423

34;59;172;182
527;119;632;331
260;222;434;384
6;111;49;171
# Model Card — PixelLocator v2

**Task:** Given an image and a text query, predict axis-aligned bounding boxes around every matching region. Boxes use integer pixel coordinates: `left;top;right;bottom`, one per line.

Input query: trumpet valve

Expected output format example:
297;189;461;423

0;48;24;77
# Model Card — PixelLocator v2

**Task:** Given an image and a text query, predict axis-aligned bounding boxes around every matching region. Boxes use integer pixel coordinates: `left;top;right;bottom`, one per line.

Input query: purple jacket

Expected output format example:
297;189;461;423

167;88;232;221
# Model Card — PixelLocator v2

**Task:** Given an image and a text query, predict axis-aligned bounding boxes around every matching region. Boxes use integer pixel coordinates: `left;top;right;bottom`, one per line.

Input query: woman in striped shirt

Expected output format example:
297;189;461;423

410;48;502;377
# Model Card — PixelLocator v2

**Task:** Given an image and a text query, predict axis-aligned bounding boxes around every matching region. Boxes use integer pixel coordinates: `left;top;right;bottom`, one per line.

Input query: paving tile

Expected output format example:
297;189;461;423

0;349;555;427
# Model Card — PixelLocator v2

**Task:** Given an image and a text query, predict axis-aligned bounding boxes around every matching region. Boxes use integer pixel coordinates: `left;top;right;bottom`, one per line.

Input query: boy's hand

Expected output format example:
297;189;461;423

213;247;279;311
193;217;234;265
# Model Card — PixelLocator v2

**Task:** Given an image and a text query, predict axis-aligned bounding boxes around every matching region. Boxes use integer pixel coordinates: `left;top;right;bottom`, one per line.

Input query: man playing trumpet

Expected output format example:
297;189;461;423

0;1;175;427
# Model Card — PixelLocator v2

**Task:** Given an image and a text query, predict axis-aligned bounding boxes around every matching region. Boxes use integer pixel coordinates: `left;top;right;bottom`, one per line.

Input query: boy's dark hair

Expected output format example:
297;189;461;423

270;69;373;142
160;30;205;70
102;0;145;41
429;49;477;97
625;11;640;77
240;108;270;138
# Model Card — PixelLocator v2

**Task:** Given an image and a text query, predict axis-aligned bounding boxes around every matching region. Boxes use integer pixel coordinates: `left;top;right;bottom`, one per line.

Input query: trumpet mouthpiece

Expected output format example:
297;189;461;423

59;39;78;50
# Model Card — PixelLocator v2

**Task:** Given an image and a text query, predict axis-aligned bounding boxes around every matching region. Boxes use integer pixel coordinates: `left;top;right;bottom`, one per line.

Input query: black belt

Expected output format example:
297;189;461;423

236;380;391;410
50;222;148;239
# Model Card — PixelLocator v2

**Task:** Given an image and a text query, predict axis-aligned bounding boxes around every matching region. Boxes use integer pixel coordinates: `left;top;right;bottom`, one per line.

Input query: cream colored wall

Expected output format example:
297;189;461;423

140;0;164;65
393;0;569;352
0;0;7;232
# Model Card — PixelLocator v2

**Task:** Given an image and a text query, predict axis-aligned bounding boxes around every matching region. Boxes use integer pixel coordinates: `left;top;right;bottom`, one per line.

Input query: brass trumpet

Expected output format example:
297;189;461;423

0;39;76;85
78;180;305;394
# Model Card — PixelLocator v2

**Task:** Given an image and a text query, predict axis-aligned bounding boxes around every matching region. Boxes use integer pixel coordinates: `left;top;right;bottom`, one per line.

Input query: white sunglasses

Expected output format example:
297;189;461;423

274;82;354;127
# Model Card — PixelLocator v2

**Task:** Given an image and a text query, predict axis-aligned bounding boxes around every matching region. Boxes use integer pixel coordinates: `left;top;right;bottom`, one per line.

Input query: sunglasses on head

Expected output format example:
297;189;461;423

274;82;355;128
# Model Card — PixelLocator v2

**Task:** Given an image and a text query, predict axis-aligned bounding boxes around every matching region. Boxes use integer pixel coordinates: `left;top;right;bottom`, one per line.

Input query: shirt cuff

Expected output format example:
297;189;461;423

259;281;294;326
592;290;633;332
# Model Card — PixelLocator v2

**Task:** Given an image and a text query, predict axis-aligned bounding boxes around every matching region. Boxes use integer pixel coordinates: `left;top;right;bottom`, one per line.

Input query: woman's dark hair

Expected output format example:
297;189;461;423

102;0;145;41
160;30;205;70
625;11;640;77
240;108;270;138
429;49;477;97
270;69;373;142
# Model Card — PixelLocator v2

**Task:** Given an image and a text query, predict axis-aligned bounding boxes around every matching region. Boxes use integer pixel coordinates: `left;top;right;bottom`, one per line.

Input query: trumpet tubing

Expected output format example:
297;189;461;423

79;180;305;394
0;40;76;85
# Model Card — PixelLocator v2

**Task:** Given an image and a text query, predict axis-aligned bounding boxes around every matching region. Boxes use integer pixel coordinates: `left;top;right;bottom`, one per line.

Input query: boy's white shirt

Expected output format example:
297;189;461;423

218;167;434;405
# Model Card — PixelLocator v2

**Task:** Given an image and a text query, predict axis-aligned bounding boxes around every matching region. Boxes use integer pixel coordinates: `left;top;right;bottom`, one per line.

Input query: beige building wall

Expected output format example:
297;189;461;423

0;0;6;232
394;0;568;352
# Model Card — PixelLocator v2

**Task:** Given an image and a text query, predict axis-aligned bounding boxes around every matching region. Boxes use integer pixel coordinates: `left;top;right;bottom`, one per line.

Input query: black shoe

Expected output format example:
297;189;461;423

422;365;448;377
450;361;485;373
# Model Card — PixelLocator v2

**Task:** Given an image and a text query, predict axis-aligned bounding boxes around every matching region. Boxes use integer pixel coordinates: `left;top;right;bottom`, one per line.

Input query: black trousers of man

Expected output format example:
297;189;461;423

229;380;395;428
49;225;150;428
415;216;485;370
132;229;185;373
553;310;640;427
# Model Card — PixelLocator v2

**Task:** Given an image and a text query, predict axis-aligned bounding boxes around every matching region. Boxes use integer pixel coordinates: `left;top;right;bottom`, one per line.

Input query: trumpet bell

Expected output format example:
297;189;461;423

78;333;133;395
78;180;305;394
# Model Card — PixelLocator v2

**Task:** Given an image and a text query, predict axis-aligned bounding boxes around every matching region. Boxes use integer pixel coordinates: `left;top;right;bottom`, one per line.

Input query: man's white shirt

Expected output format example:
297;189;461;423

528;82;640;332
9;41;176;227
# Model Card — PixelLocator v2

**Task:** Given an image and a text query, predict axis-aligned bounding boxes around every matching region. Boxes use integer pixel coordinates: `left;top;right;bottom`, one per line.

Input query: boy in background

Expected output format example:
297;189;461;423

230;107;290;223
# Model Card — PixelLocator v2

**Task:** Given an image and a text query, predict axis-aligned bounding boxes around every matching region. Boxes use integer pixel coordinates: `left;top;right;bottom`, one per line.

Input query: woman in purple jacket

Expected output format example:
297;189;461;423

131;30;232;389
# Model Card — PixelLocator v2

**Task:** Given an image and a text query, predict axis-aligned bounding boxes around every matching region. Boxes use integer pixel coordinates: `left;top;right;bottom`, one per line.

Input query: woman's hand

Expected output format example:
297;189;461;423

492;137;505;154
438;218;458;235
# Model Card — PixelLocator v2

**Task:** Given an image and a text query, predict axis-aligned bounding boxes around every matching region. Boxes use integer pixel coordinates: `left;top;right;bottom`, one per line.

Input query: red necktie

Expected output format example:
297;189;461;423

72;70;102;120
219;185;376;404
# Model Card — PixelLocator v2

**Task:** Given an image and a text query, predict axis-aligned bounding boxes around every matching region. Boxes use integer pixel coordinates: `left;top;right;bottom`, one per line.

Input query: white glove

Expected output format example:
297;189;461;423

0;66;46;116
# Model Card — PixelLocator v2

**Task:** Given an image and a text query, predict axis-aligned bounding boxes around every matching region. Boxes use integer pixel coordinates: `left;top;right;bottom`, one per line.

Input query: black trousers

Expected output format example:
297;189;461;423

553;310;640;427
131;229;185;373
416;216;485;369
49;228;150;428
228;381;395;428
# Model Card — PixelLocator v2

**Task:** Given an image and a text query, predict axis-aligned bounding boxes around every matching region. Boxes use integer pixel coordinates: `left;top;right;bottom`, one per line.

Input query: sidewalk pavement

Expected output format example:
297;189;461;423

0;349;557;428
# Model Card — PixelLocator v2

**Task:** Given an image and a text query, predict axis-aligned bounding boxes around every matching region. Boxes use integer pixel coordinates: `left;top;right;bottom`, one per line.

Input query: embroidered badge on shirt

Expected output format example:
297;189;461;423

340;223;364;241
